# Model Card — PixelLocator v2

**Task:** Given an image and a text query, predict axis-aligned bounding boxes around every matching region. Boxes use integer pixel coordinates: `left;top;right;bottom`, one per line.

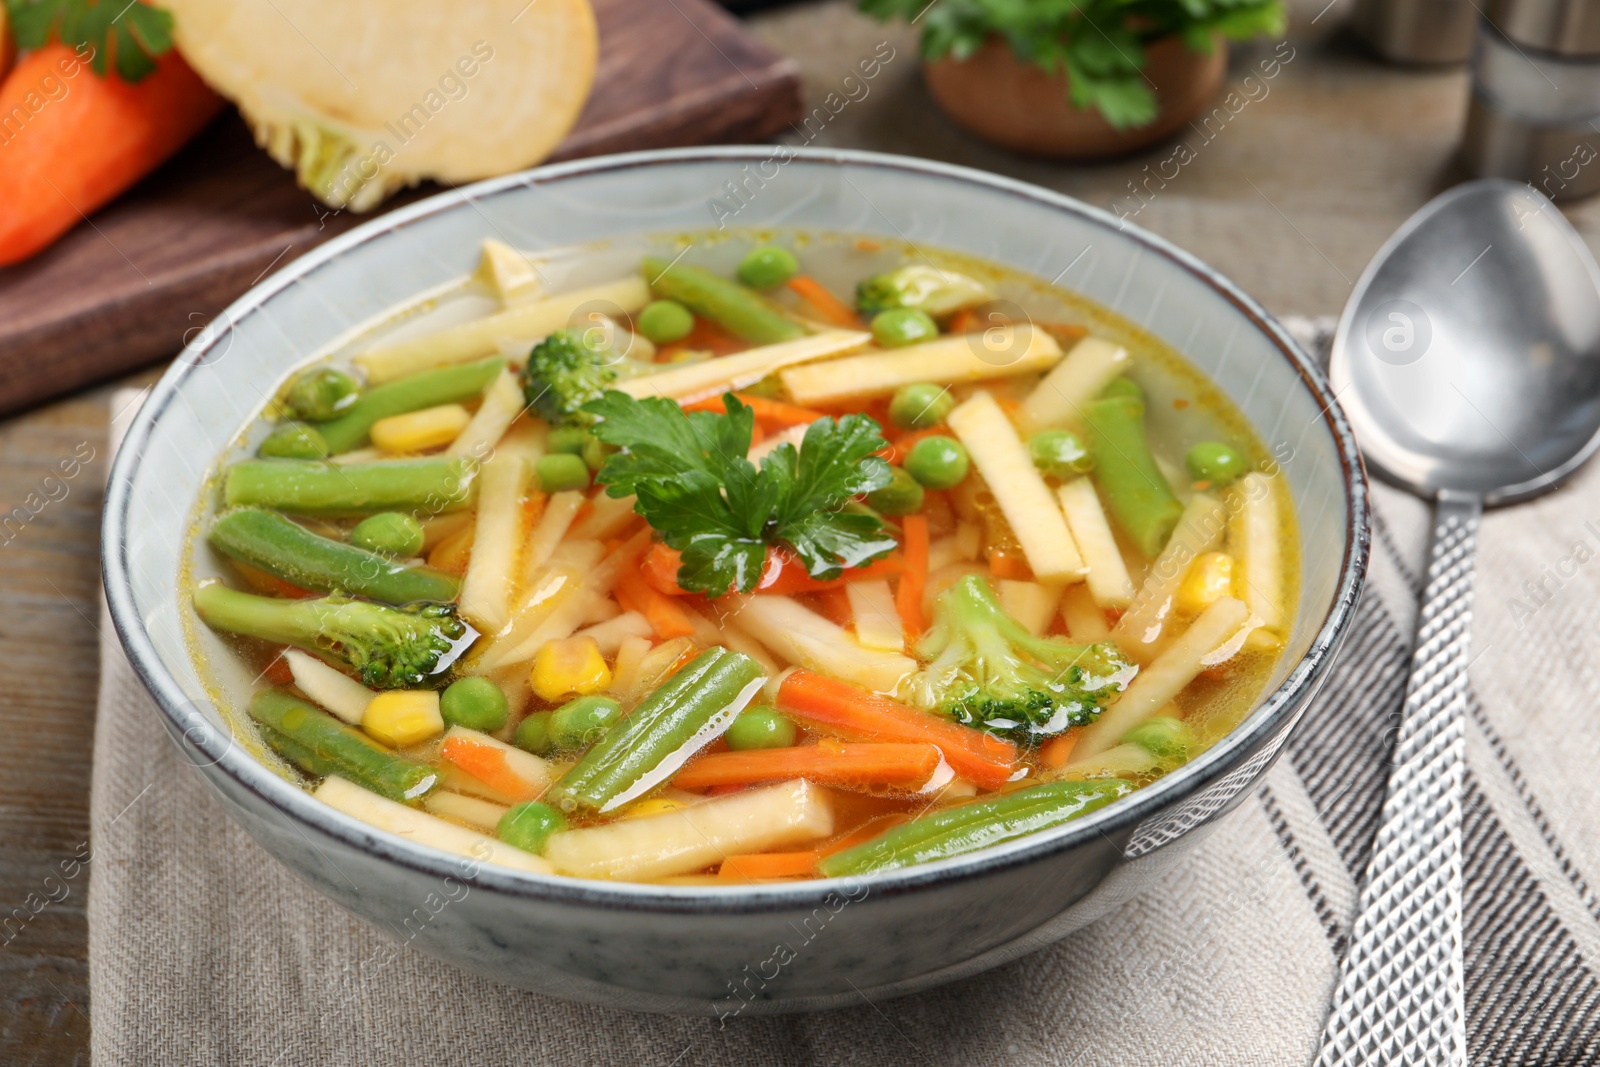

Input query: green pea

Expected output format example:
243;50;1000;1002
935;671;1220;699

904;435;970;490
867;466;925;516
725;706;797;751
439;676;509;732
871;308;939;349
1029;430;1094;479
497;801;568;854
546;425;592;456
514;712;554;756
1185;441;1248;486
348;512;425;557
1101;377;1143;402
258;422;328;460
888;383;953;430
285;367;360;422
736;245;799;290
536;452;590;492
1122;716;1195;763
548;695;623;750
637;300;694;344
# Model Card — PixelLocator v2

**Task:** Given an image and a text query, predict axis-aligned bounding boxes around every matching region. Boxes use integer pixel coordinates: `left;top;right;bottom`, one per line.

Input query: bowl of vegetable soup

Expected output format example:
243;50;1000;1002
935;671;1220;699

104;147;1369;1013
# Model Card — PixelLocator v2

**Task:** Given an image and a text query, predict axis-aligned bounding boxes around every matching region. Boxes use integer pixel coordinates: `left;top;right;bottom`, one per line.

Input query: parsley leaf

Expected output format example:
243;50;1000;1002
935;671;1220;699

4;0;175;83
584;391;898;597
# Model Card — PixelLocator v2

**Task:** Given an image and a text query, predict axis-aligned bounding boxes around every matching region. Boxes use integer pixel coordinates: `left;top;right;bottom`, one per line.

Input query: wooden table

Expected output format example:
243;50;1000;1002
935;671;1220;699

2;0;1592;1059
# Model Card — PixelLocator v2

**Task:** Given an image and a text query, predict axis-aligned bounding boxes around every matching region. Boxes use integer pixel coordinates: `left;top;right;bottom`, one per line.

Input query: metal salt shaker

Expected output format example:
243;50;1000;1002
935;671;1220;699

1353;0;1477;65
1461;0;1600;200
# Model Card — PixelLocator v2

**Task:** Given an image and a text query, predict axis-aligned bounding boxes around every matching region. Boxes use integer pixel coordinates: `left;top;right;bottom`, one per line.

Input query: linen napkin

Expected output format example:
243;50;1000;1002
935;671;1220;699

90;322;1600;1065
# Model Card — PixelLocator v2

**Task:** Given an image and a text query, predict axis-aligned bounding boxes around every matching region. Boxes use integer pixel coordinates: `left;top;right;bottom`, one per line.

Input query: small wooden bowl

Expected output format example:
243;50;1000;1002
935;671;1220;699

923;35;1228;160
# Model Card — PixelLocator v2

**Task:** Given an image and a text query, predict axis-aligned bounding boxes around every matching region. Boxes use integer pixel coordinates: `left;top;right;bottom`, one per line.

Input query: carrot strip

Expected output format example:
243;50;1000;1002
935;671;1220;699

820;814;909;857
427;524;474;575
1039;729;1081;770
786;275;863;329
896;514;929;641
440;736;540;802
641;543;690;596
0;44;223;266
987;548;1033;581
947;308;978;334
262;651;295;687
674;741;942;790
777;670;1019;791
718;851;821;880
682;393;828;429
614;564;697;639
808;587;854;628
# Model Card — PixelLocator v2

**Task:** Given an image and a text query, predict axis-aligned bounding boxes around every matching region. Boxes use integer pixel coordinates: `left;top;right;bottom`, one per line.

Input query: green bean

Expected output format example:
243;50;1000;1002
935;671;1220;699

1084;393;1183;557
551;647;764;813
223;457;475;516
209;508;459;604
316;356;504;454
641;257;804;345
249;689;438;803
818;779;1131;877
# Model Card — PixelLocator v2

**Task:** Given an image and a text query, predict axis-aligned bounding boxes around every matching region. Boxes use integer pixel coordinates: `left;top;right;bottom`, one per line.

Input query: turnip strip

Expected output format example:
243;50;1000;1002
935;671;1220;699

1059;582;1111;641
1230;472;1286;635
471;564;581;674
447;369;527;459
781;325;1062;404
1015;337;1130;436
481;533;647;671
1058;478;1136;610
847;579;904;652
947;390;1085;582
357;276;653;384
997;580;1059;636
284;650;374;725
543;780;834;881
1111;493;1227;663
568;492;639;541
607;635;654;702
520;490;584;584
728;595;916;693
573;611;653;655
618;330;871;402
423;790;510;832
1076;596;1251;759
315;776;552;875
457;452;529;635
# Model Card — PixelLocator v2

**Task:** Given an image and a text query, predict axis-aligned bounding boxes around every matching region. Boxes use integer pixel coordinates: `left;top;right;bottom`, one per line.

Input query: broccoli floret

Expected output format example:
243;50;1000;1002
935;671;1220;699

898;574;1136;744
521;328;646;427
193;584;470;689
855;264;993;319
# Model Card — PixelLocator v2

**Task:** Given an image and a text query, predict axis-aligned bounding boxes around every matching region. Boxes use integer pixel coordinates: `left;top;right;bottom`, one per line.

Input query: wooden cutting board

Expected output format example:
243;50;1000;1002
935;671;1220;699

0;0;801;417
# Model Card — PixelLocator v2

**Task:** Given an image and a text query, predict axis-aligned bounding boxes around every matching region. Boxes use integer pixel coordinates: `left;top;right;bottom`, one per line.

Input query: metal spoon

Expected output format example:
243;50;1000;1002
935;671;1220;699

1318;180;1600;1065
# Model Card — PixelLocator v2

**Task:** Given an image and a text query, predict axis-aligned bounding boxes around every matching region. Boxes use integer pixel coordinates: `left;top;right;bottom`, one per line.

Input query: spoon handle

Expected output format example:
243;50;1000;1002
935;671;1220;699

1315;491;1478;1067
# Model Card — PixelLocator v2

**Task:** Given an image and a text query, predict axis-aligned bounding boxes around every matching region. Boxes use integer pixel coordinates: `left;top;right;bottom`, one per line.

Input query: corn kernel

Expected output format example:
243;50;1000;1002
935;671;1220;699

370;404;472;454
1176;551;1235;616
529;636;612;703
363;690;445;747
619;797;688;820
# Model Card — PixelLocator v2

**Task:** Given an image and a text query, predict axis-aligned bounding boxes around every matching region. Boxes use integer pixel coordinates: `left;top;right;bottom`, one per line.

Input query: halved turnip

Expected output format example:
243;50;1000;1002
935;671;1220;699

164;0;598;210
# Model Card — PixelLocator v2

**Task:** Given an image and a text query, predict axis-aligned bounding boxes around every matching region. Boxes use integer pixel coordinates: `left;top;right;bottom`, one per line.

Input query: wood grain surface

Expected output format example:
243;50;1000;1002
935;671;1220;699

11;0;1600;1061
0;0;802;420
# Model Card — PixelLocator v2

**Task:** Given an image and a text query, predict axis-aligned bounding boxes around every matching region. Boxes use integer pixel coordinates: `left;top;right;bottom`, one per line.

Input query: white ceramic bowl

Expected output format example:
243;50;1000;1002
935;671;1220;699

103;148;1369;1014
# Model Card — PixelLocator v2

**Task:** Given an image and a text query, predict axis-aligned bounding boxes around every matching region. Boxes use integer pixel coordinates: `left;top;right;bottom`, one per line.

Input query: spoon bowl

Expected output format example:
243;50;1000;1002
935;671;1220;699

1332;179;1600;502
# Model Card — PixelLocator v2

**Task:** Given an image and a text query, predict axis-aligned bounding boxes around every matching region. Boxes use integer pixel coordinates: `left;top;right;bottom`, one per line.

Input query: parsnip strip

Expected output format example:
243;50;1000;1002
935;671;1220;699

1111;493;1228;663
1231;472;1286;633
847;579;904;651
568;492;639;541
947;390;1084;582
1058;478;1136;610
997;580;1059;635
447;369;527;458
1058;582;1111;641
573;611;653;655
1015;337;1130;436
357;276;653;384
285;650;374;725
729;595;916;693
315;776;552;875
520;490;584;584
423;791;511;832
1077;596;1251;759
619;331;871;402
457;452;529;635
782;326;1062;404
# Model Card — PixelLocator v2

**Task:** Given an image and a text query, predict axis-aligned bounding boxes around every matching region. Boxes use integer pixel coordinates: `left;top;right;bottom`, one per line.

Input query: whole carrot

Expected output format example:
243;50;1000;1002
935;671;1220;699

0;43;222;266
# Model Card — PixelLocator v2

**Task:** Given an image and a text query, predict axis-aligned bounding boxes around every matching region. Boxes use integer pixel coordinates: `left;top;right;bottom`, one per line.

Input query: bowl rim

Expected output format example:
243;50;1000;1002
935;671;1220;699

103;145;1370;912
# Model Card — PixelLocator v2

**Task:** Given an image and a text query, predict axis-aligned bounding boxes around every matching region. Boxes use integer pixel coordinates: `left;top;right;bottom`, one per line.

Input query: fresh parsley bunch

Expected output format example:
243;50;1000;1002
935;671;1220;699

4;0;176;82
859;0;1286;129
585;391;900;598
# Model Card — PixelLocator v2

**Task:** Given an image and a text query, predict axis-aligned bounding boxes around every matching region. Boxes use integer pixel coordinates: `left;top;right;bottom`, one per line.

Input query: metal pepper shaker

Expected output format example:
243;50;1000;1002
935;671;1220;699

1353;0;1477;65
1460;0;1600;200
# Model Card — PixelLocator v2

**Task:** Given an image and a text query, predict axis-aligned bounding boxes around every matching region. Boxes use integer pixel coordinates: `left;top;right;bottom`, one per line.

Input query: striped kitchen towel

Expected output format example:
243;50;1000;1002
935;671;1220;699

88;326;1600;1064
